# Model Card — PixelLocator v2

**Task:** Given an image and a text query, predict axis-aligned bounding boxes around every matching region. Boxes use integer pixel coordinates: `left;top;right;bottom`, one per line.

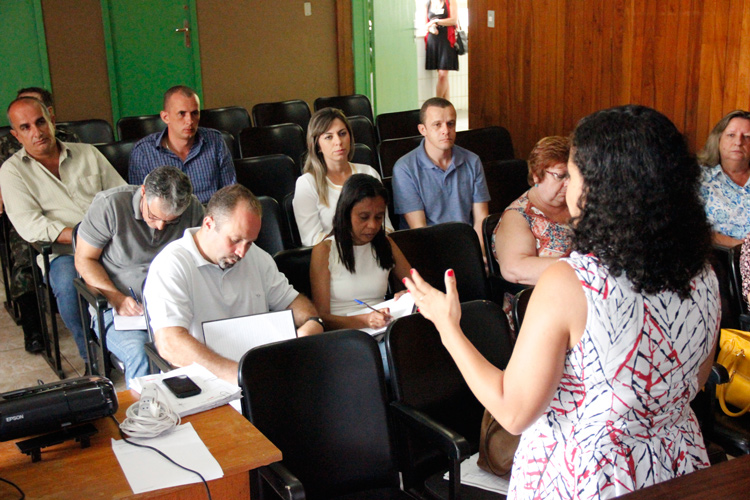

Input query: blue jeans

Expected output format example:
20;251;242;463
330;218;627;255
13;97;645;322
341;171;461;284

48;255;87;361
93;308;151;387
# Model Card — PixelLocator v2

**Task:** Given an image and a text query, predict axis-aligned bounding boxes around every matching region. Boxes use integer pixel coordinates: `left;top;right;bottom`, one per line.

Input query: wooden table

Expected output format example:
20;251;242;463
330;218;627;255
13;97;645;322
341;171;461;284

0;390;282;499
619;454;750;499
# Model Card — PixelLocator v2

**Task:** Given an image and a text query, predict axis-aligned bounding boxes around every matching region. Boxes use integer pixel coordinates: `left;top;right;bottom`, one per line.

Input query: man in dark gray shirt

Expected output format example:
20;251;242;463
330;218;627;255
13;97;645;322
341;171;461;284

75;166;204;385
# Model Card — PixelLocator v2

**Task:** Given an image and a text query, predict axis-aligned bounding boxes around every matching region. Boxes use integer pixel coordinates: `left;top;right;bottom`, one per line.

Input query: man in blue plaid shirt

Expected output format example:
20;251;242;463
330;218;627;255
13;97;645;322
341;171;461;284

129;86;236;204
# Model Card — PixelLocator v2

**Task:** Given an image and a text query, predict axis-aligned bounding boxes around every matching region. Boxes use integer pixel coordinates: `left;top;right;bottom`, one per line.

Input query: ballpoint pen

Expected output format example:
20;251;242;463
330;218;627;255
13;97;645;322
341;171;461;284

128;287;141;305
353;299;388;318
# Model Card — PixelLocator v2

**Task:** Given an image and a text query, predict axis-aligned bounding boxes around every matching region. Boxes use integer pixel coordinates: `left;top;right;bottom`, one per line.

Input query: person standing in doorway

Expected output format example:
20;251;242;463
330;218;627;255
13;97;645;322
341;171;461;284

424;0;458;99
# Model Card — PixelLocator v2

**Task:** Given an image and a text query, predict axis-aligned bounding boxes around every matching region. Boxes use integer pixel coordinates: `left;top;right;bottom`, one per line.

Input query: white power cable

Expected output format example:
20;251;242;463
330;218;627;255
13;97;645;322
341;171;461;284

119;383;180;438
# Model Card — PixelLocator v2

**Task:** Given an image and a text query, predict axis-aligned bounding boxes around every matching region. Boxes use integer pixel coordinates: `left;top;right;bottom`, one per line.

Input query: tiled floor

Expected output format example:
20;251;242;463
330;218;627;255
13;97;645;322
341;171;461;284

0;284;125;394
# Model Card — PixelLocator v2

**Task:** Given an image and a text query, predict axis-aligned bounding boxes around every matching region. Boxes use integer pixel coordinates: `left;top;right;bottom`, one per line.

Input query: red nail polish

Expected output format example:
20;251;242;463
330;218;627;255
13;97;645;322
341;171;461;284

402;278;407;284
410;269;415;275
447;269;454;277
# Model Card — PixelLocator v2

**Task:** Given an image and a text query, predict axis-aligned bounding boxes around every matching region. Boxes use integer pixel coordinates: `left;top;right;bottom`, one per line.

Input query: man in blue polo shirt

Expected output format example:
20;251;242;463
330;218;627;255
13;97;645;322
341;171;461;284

392;97;490;254
128;85;236;204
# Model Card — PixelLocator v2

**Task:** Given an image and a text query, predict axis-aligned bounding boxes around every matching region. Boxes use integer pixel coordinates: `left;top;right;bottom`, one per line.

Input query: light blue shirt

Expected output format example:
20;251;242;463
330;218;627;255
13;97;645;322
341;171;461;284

700;164;750;240
392;138;490;228
129;127;236;204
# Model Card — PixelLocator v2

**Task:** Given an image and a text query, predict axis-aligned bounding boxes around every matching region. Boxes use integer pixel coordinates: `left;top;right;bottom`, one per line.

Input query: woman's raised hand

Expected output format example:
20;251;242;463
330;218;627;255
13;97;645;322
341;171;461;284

403;268;461;332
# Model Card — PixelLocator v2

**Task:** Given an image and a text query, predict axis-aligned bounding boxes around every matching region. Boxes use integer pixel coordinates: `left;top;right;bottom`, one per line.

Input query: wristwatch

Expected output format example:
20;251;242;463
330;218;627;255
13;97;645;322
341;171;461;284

306;316;325;329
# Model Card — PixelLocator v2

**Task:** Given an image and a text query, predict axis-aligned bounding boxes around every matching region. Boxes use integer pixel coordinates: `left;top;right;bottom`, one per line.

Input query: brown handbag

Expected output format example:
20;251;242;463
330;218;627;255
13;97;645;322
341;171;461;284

476;409;521;476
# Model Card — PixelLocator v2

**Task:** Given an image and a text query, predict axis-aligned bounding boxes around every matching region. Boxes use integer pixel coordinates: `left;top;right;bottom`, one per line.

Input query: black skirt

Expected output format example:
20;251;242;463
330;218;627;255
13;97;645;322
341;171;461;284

425;26;458;71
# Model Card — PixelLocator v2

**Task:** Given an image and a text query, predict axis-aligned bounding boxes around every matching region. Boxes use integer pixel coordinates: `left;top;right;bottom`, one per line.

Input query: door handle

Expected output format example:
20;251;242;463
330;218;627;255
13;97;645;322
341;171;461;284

175;20;191;48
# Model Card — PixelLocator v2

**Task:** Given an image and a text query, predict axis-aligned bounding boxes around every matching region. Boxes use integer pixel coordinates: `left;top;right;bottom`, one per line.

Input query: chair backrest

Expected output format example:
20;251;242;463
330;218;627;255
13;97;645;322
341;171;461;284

711;244;741;329
385;300;514;490
219;130;238;159
239;330;400;498
0;125;11;138
352;143;377;169
455;126;515;164
314;94;374;123
251;99;311;132
56;119;114;144
483;159;529;215
255;196;290;256
389;222;488;301
376;109;421;142
95;140;136;181
511;286;534;333
239;124;307;173
281;192;302;249
273;246;312;297
348;115;378;153
199;106;251;142
116;114;165;141
381;176;397;232
234;154;298;205
482;213;502;277
377;135;422;178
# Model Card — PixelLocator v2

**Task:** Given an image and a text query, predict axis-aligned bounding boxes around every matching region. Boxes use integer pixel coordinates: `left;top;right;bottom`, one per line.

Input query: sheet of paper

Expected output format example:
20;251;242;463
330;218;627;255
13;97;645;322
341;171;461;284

113;310;146;331
443;452;511;494
201;309;296;362
130;363;241;417
346;293;416;336
112;422;223;494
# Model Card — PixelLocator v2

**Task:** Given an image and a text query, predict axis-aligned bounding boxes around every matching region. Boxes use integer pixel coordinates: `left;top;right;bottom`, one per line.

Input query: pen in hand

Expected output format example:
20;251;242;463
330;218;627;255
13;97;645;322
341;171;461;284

353;299;391;320
128;287;141;306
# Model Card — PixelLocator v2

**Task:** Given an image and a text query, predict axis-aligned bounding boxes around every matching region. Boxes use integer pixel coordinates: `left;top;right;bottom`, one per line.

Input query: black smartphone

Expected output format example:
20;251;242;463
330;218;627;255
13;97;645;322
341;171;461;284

162;375;202;398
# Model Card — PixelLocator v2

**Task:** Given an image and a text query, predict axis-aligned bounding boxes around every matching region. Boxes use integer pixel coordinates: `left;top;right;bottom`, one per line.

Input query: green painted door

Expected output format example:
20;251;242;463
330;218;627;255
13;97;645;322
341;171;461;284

372;0;419;115
0;0;50;127
101;0;202;126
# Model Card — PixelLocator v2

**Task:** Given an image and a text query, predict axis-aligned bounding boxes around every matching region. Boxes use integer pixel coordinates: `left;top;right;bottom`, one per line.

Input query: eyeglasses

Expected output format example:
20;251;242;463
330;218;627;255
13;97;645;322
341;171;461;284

142;198;181;226
545;170;570;182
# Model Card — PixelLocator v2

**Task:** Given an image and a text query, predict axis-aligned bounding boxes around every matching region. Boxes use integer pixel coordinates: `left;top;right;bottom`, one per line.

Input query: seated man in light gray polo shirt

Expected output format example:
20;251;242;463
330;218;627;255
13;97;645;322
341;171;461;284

75;166;204;385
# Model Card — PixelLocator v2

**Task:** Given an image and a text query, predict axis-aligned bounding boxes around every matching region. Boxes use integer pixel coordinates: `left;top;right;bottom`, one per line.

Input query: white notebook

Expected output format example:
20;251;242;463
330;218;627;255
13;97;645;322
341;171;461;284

201;309;297;362
346;293;417;336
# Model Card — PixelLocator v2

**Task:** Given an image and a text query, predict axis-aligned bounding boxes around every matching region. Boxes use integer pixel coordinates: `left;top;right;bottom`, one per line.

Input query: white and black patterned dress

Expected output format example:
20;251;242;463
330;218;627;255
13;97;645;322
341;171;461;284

508;252;720;499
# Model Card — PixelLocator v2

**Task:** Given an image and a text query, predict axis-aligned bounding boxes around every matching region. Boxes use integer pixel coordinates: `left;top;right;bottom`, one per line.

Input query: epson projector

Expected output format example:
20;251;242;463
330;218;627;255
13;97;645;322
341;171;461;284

0;376;118;441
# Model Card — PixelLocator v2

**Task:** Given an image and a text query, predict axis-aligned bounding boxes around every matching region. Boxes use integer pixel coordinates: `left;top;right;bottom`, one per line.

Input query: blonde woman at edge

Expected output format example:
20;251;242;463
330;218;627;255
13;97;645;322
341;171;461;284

293;108;393;246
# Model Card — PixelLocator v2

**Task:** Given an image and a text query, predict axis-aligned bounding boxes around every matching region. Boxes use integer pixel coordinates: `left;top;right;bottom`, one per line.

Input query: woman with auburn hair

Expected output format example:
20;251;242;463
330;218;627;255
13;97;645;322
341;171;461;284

293;107;393;247
405;105;719;499
698;109;750;246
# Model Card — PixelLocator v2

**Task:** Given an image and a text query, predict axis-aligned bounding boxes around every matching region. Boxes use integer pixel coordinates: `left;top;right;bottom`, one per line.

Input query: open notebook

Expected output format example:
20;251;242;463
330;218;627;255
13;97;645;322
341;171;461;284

201;309;297;362
346;293;416;336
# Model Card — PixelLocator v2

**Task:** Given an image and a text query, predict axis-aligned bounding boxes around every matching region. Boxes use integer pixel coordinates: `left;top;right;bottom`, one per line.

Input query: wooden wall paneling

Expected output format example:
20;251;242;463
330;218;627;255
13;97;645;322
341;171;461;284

737;0;750;112
681;0;705;152
336;0;354;95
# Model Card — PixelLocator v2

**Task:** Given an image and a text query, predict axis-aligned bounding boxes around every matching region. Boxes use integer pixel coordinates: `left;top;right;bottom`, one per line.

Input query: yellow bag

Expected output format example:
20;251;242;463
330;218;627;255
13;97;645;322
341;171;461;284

717;328;750;416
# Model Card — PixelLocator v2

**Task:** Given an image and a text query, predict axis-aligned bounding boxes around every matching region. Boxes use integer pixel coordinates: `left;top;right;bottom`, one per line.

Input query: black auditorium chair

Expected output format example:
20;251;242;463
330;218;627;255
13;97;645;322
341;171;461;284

234;154;298;205
483;159;529;215
455;126;515;165
385;300;514;500
376;109;421;142
352;143;377;170
314;94;374;124
252;99;311;132
378;136;423;178
239;329;414;500
381;176;397;231
0;214;21;324
57;119;115;144
116;114;165;142
71;224;125;378
0;125;11;138
95;140;137;181
219;129;238;159
389;222;488;301
255;196;292;256
711;244;743;330
28;242;65;379
239;124;307;173
482;213;530;307
141;282;175;374
199;105;251;142
348;115;378;153
510;286;534;334
282;193;302;249
728;243;749;329
273;246;313;300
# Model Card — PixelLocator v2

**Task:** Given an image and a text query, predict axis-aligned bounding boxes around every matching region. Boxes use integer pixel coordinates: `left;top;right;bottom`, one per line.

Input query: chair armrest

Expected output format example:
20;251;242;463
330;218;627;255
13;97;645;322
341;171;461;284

257;463;305;500
390;401;472;461
709;363;730;386
73;278;108;311
144;342;175;373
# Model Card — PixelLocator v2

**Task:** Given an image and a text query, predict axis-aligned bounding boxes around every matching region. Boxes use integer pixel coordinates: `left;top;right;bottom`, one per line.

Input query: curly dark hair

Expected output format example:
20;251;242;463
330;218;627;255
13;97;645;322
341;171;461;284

570;105;712;298
332;174;394;274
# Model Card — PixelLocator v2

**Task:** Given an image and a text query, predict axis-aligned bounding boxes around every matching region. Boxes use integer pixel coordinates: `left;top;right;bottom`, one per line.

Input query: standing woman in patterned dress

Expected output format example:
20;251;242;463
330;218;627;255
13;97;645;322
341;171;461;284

404;105;720;499
424;0;458;99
